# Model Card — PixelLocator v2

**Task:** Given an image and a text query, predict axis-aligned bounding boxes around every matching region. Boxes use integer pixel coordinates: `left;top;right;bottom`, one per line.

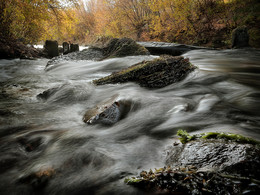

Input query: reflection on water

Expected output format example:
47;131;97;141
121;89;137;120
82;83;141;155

0;48;259;194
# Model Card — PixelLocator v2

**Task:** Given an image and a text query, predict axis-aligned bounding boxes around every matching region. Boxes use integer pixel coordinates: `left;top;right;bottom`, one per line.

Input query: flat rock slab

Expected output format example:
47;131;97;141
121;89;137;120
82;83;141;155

138;41;209;56
93;55;196;88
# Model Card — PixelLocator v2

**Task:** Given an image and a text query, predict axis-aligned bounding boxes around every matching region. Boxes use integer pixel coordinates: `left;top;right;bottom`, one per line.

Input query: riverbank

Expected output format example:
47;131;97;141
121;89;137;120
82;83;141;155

0;35;43;59
1;29;257;60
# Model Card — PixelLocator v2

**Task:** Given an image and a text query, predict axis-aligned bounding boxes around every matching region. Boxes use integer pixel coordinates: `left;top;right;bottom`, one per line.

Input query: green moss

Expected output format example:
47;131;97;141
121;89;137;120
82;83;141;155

124;177;142;184
177;130;260;145
177;129;197;144
201;132;221;139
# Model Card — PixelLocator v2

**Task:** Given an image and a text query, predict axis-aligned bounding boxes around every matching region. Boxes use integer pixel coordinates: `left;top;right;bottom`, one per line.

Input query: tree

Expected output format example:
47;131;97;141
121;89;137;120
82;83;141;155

0;0;79;43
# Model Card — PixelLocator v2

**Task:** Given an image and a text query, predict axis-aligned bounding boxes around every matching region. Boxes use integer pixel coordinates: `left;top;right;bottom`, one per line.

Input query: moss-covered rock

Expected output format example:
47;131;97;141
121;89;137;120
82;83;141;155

125;131;260;194
93;55;196;88
166;131;260;180
100;38;149;58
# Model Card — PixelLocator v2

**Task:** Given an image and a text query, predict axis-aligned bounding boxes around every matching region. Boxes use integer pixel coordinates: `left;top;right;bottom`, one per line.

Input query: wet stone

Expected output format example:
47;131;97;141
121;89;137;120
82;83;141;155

83;95;132;125
125;131;260;194
166;139;260;179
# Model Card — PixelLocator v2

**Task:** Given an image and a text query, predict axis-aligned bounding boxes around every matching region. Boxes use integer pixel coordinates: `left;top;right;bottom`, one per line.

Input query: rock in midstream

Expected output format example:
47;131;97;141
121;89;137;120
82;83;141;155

93;55;196;88
83;95;132;125
99;37;150;58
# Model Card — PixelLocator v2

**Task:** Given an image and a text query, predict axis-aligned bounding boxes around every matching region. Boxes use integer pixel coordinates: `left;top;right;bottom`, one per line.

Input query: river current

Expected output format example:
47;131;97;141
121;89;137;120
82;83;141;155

0;48;259;194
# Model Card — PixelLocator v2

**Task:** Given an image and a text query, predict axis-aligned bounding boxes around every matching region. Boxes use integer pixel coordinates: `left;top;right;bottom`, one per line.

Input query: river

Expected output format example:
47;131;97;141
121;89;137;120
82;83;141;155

0;48;259;194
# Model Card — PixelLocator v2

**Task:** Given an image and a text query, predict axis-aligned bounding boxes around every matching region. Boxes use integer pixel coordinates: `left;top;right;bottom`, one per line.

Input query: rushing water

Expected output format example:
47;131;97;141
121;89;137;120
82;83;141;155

0;48;259;194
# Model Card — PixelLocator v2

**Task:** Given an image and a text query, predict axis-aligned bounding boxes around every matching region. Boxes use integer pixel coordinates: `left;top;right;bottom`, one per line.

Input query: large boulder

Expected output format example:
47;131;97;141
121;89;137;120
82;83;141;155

125;131;260;194
93;55;196;88
44;40;59;58
97;38;149;58
232;26;250;48
166;131;260;179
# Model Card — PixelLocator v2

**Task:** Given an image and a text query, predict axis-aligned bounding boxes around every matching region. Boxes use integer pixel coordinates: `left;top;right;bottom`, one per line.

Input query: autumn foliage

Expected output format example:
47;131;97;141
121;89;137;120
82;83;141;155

0;0;259;47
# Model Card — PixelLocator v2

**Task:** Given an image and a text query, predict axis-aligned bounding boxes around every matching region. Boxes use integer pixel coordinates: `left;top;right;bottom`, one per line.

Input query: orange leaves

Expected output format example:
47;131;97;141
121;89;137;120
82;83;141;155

2;0;256;46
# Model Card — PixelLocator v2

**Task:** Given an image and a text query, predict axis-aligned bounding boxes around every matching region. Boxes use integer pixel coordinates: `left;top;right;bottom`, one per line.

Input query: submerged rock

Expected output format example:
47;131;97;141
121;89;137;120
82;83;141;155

45;48;104;70
83;95;132;125
93;55;196;88
37;84;93;103
17;136;44;152
37;86;61;100
18;168;55;189
125;131;260;194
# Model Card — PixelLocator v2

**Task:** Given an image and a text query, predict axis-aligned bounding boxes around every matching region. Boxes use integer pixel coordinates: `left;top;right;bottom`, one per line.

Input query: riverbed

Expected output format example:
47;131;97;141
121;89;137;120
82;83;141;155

0;48;259;194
